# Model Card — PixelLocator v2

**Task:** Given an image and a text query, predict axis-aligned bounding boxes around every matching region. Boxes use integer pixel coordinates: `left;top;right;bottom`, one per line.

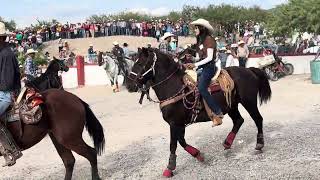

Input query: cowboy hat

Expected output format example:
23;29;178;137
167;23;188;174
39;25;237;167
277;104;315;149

161;32;174;40
220;47;227;51
113;41;119;46
238;40;245;45
231;44;238;48
89;44;93;47
226;50;232;54
0;22;11;36
191;18;214;33
25;49;38;55
184;44;191;49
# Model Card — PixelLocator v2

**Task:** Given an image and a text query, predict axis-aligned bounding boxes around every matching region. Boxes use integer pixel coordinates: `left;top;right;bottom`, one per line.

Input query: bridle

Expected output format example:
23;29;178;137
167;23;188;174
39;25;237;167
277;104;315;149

129;52;180;89
128;52;185;104
129;52;158;80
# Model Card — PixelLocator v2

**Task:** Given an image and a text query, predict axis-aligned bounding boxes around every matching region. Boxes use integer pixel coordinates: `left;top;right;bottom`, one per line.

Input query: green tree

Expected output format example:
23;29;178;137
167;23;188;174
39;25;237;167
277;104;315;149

31;19;60;31
0;17;16;31
267;0;320;36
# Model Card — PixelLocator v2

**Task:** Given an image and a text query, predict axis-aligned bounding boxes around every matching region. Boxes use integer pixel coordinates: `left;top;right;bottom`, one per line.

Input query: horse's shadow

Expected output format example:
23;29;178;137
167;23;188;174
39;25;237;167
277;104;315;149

45;136;157;179
179;122;284;167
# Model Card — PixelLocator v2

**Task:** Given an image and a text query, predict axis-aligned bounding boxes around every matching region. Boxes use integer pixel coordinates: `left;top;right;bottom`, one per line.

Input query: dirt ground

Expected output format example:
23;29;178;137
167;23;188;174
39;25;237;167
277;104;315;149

0;74;320;180
43;36;195;57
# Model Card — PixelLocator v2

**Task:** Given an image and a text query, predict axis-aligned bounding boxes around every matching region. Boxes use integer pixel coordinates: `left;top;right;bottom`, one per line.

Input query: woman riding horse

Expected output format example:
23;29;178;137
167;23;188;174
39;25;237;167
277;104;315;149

184;19;223;126
126;46;271;177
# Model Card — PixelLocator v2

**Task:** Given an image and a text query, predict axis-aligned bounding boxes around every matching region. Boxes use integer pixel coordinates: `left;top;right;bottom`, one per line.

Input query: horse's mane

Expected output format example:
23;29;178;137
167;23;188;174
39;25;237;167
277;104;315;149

25;74;48;90
45;59;59;74
25;59;60;90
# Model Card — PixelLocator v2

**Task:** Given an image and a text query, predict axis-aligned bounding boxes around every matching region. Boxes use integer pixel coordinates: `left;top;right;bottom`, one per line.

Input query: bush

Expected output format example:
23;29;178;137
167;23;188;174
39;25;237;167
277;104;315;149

18;45;48;67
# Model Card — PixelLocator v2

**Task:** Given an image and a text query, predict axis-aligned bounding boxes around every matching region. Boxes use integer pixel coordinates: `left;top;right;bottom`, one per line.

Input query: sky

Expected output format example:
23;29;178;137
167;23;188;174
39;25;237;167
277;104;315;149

2;0;287;28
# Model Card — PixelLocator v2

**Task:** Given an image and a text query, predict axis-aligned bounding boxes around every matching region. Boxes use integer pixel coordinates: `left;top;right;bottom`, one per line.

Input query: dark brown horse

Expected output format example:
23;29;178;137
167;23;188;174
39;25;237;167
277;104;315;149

126;48;271;177
4;89;105;180
25;57;69;91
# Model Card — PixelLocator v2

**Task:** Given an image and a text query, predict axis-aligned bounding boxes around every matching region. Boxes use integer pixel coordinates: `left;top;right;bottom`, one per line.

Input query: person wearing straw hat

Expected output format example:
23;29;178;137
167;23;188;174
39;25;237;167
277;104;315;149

87;44;96;63
237;40;249;67
0;21;23;166
24;49;39;80
159;32;175;56
184;18;223;126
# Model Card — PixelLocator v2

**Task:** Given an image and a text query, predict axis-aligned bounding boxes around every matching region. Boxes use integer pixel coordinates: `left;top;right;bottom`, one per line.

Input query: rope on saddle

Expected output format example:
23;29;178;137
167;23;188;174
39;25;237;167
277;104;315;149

217;69;235;108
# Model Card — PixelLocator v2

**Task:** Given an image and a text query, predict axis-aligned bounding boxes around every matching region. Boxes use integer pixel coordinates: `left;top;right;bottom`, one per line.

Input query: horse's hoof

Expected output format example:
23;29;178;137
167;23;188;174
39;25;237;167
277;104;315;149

255;143;264;151
223;141;232;150
196;153;204;162
163;169;173;178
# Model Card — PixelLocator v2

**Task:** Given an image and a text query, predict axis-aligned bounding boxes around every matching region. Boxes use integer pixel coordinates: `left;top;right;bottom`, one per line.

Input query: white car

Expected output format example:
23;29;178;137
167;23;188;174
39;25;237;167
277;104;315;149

303;46;319;54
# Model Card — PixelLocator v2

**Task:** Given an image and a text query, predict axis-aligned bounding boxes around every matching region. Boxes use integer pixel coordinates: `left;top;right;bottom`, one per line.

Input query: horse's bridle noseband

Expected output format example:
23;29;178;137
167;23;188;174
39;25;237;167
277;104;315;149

129;52;158;80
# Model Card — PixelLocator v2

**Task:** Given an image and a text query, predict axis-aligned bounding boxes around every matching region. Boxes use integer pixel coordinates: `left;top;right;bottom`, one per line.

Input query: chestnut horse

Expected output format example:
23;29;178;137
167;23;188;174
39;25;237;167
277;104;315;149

126;48;271;177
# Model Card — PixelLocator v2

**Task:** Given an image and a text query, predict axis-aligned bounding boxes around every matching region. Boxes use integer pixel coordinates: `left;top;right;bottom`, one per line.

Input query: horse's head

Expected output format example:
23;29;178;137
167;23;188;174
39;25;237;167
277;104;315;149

177;46;197;63
126;47;179;93
46;57;69;74
126;47;153;92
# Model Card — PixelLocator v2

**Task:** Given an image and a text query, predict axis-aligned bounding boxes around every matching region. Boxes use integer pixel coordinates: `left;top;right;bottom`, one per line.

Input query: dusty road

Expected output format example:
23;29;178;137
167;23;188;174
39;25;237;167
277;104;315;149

1;75;319;180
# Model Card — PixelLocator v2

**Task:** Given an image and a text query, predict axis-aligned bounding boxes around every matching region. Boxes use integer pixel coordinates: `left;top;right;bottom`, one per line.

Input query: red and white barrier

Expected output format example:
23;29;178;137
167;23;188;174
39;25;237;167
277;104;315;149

61;54;315;89
61;56;113;88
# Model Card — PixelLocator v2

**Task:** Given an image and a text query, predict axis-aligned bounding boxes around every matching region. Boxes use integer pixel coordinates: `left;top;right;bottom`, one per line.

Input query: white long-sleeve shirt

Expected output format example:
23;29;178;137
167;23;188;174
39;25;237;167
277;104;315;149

226;54;239;67
195;48;214;68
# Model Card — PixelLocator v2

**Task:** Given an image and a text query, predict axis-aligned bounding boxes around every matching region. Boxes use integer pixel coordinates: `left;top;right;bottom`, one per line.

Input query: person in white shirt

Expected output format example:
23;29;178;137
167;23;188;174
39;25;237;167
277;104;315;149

225;50;239;67
254;23;260;40
247;32;255;47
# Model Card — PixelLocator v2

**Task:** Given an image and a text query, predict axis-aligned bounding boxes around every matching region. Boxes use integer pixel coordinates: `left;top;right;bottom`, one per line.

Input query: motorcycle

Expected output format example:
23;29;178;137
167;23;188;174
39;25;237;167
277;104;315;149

263;52;294;81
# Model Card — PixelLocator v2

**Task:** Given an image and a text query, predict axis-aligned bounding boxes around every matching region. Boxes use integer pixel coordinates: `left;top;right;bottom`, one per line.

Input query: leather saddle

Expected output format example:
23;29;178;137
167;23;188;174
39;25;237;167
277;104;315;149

2;87;44;125
182;69;235;119
184;70;227;94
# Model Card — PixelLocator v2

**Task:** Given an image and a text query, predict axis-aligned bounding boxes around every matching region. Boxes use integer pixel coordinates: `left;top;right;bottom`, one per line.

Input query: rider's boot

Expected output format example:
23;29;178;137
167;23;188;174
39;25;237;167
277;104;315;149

203;100;223;127
212;113;223;127
0;117;22;167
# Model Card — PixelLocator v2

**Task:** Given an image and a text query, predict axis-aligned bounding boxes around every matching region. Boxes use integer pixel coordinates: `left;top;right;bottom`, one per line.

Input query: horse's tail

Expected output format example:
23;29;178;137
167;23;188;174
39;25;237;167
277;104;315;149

80;99;105;155
249;67;272;105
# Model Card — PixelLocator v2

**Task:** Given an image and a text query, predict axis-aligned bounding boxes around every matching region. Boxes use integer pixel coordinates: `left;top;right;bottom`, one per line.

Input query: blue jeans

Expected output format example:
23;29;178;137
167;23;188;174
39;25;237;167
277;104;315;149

198;63;222;115
0;91;12;116
238;57;247;67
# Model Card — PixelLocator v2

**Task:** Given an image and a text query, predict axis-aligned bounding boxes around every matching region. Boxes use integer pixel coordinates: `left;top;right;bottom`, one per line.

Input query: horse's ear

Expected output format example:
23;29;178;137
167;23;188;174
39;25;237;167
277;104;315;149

53;56;57;60
138;47;142;54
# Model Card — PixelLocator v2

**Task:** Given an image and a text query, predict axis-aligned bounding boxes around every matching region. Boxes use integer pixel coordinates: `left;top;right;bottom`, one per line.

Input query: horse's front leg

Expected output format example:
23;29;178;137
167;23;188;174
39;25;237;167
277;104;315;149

163;125;178;178
139;91;145;104
177;126;204;162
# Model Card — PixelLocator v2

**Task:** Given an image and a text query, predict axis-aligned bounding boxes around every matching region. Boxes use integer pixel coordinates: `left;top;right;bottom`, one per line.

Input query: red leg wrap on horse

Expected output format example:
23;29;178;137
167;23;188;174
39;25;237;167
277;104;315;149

184;145;199;157
226;132;236;145
163;169;173;178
